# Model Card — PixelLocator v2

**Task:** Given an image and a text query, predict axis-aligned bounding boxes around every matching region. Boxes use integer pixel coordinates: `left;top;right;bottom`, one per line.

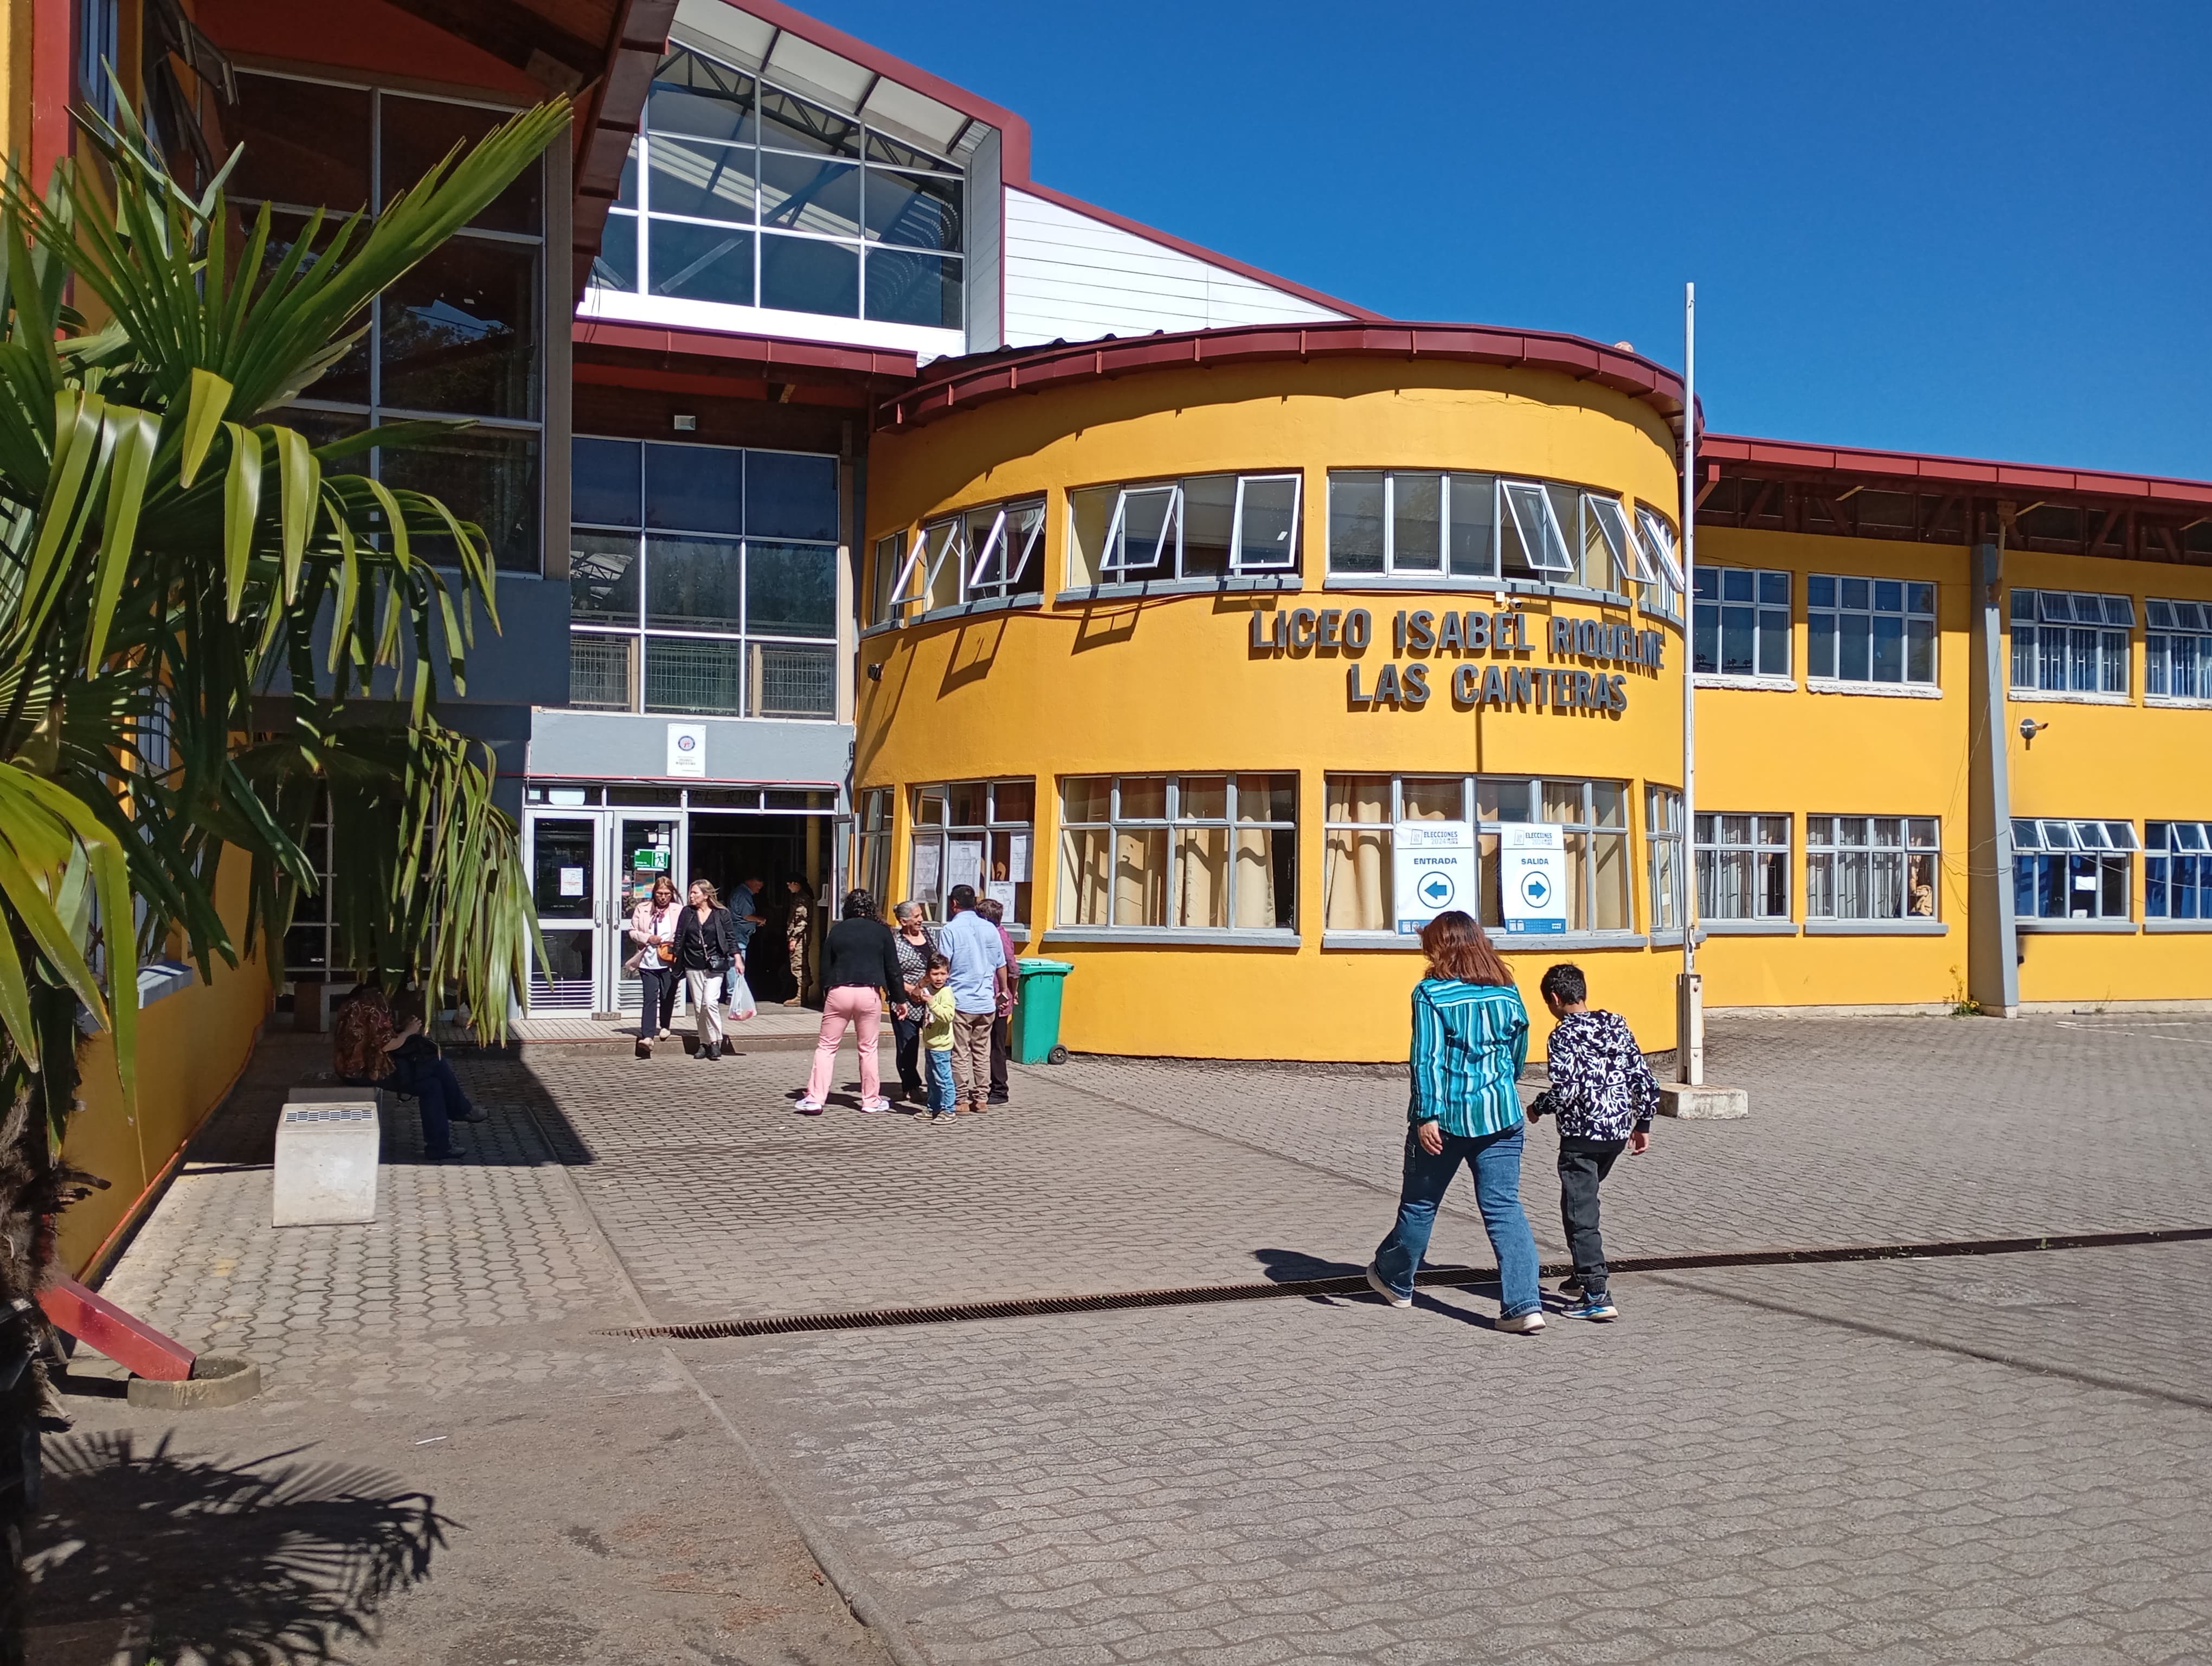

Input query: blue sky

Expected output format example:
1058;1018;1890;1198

807;0;2211;479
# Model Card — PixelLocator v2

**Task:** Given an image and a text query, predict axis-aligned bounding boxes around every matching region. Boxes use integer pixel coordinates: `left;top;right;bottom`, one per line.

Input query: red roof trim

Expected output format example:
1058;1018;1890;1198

878;321;1687;432
574;317;919;382
1703;433;2212;510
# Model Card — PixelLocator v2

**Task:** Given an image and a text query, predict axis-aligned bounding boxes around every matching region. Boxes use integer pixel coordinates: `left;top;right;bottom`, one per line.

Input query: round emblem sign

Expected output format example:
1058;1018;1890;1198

1417;871;1456;909
1519;871;1552;908
676;734;698;754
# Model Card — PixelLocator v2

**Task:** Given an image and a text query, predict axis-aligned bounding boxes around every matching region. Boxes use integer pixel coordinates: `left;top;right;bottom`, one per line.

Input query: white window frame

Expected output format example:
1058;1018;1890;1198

1083;473;1305;585
1695;813;1792;921
1059;774;1298;933
883;526;930;622
2146;599;2212;702
1232;474;1303;572
1100;484;1179;577
2145;821;2211;920
1646;785;1683;934
2010;588;2133;697
1635;505;1687;589
1807;573;1939;689
1805;815;1941;921
1695;565;1793;681
2011;817;2137;921
966;498;1047;599
1585;494;1653;585
1501;480;1576;574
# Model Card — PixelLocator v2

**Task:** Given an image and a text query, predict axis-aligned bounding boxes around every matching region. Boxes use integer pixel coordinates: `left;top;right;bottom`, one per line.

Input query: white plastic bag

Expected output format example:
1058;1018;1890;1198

723;971;757;1022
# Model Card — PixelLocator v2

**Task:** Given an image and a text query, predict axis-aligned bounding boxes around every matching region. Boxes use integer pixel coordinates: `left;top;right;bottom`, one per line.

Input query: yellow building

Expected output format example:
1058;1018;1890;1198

853;325;2212;1062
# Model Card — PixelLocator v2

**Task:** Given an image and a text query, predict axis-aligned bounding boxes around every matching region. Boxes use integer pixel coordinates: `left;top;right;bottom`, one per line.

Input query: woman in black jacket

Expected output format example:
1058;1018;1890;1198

674;877;740;1060
795;889;904;1114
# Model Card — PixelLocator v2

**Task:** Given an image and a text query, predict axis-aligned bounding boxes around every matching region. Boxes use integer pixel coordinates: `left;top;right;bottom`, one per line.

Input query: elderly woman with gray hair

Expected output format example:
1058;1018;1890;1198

889;901;935;1104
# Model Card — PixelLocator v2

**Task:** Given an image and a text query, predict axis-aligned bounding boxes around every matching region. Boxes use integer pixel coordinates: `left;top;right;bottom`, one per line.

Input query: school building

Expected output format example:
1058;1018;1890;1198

7;0;2209;1264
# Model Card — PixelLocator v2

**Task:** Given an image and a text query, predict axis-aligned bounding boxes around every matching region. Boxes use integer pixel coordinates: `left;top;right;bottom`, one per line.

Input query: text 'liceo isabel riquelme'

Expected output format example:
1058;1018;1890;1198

1246;606;1666;713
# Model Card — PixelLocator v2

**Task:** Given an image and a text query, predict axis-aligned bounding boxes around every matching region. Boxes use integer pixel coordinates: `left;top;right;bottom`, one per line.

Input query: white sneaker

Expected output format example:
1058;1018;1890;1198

859;1097;892;1113
794;1098;825;1114
1363;1264;1412;1309
1497;1310;1546;1335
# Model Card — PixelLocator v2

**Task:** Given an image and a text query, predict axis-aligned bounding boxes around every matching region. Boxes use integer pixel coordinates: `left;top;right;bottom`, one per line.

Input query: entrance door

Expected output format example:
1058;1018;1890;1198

608;813;685;1016
525;812;607;1013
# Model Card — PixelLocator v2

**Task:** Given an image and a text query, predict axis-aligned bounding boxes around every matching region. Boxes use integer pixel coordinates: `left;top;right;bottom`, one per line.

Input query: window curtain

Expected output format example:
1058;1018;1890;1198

1115;829;1166;926
1232;828;1276;928
1324;777;1388;930
1060;828;1111;926
1176;826;1229;928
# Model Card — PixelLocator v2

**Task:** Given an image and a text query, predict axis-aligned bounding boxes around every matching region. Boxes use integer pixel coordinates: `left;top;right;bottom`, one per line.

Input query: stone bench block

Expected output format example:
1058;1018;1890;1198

273;1093;381;1227
1660;1082;1750;1120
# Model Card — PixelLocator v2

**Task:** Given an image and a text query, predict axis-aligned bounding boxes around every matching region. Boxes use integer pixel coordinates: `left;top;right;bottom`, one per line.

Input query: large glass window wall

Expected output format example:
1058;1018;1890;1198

229;69;546;571
591;46;963;330
570;436;839;719
1322;776;1632;935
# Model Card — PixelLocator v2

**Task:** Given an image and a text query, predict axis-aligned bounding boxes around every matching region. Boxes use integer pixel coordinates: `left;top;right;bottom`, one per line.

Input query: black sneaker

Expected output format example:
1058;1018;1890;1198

427;1144;468;1161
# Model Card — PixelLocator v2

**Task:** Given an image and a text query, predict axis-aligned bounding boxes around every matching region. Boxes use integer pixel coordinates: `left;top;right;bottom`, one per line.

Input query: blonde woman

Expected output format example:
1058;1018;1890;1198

673;877;740;1061
626;872;681;1058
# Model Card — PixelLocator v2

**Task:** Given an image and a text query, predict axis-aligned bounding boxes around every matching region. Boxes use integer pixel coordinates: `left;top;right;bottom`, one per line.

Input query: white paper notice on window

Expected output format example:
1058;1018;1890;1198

912;840;942;900
1007;832;1032;882
986;880;1018;915
950;838;985;889
559;867;585;897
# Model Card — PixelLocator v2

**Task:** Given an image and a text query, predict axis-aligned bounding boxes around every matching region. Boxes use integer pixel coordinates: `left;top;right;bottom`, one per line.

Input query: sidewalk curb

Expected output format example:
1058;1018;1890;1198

509;1094;933;1666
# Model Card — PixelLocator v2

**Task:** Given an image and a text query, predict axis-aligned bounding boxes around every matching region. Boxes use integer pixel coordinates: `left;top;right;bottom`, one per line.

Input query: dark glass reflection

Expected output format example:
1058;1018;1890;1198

864;248;960;328
645;443;742;534
758;153;860;239
744;452;838;540
591;213;638;292
648;134;755;223
647;50;757;143
644;535;743;631
380;429;541;572
246;212;370;403
570;530;640;621
760;234;857;317
864;168;962;249
381;95;541;233
745;542;837;637
229;72;371;210
571;438;641;527
380;236;539;419
648;221;753;305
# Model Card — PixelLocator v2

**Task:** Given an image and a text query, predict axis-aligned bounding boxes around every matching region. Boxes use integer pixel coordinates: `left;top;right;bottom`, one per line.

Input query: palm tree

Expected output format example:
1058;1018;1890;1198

0;95;569;1652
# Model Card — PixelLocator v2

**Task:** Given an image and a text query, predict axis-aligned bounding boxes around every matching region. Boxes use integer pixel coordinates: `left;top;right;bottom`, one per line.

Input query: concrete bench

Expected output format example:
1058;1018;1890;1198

273;1088;381;1227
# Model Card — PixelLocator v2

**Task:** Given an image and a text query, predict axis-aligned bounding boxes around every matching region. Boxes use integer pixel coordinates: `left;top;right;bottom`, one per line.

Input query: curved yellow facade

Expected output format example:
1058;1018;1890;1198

858;354;1693;1061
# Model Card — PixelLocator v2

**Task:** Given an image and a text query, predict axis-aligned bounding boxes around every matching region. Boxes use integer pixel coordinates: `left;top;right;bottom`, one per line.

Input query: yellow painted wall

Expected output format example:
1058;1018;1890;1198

57;846;271;1277
2003;547;2212;1007
861;358;1690;1060
1689;527;1977;1011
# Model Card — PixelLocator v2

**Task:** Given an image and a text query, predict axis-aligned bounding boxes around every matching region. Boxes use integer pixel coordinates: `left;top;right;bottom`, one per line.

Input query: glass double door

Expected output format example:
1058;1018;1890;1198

524;809;686;1017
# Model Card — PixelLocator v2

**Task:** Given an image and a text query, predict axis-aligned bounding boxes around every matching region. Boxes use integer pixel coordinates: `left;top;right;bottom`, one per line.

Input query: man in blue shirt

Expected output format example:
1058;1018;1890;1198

938;885;1008;1114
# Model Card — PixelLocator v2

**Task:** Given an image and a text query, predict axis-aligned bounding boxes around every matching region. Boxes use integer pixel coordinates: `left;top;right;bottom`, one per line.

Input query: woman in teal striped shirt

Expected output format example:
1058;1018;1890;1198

1365;911;1545;1332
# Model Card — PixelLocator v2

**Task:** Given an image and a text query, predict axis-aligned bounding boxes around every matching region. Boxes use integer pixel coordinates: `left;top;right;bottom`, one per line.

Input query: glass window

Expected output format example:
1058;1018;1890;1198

1806;816;1941;920
2145;599;2212;701
2146;822;2211;920
1646;786;1683;933
1696;813;1791;920
1634;505;1684;618
853;787;893;907
908;780;1038;926
2013;817;2136;920
1694;566;1791;678
573;437;840;719
1060;776;1297;932
593;44;964;330
233;71;546;573
1060;474;1303;591
2010;589;2133;696
1808;573;1937;686
1322;776;1632;934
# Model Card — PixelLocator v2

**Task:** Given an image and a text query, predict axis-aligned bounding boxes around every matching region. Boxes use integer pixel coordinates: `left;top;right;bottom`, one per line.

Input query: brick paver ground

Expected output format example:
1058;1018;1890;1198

44;1013;2212;1663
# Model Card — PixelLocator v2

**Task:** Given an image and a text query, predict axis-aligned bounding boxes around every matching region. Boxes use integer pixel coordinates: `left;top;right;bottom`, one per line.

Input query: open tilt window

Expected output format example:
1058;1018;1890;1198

1583;494;1654;593
966;499;1046;602
1500;481;1575;575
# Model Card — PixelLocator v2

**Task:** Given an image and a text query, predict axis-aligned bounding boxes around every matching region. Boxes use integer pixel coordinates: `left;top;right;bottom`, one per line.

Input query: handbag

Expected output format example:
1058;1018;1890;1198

724;971;757;1021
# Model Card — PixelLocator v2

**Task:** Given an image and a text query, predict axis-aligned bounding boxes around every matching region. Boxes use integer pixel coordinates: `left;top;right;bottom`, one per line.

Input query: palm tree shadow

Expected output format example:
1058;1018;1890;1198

29;1430;451;1663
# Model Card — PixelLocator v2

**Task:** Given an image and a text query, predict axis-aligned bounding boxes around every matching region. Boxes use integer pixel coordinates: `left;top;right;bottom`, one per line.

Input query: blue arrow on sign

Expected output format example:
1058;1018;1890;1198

1418;872;1455;908
1521;873;1551;906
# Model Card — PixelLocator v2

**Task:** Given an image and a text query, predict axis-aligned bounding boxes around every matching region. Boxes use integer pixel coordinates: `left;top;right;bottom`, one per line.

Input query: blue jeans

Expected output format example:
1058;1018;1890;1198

925;1048;956;1113
1372;1122;1542;1319
347;1056;473;1158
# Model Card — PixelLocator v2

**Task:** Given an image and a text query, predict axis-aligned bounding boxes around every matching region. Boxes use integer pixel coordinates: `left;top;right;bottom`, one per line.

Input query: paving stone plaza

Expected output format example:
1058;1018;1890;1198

40;1014;2212;1663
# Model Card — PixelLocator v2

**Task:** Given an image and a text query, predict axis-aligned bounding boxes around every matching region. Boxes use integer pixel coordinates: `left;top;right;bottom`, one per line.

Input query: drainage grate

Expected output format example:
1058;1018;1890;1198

603;1225;2212;1342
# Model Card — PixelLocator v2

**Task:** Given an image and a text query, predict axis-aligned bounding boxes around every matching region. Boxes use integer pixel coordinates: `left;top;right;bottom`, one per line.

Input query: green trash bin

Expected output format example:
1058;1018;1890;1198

1010;958;1075;1064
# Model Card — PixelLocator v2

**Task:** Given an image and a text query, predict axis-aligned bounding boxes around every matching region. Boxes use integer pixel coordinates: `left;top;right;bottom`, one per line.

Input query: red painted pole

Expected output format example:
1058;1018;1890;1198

37;1273;196;1382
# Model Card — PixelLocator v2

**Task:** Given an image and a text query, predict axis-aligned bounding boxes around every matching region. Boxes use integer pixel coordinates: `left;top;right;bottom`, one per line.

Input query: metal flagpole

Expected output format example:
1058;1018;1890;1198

1676;281;1702;1086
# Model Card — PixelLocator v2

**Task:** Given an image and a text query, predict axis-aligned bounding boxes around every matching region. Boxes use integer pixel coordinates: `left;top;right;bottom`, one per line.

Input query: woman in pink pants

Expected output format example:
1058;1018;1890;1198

796;889;905;1114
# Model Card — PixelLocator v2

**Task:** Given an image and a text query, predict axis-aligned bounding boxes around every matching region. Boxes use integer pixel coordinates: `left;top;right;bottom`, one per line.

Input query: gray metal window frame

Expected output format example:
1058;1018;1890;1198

1806;573;1938;687
1805;815;1941;921
2009;588;2133;697
1695;812;1792;921
1058;773;1298;933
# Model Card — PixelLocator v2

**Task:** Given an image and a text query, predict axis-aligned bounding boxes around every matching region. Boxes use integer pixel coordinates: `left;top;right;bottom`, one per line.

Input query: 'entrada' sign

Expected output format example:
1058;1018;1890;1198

1247;605;1663;713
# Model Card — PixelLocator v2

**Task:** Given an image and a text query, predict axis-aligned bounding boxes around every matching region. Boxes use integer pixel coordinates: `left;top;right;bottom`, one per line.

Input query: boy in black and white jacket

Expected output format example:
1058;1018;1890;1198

1527;962;1659;1321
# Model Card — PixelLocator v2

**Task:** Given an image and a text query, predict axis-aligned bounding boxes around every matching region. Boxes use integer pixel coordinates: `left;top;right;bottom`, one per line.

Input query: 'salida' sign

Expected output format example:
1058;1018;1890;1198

1248;605;1664;713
